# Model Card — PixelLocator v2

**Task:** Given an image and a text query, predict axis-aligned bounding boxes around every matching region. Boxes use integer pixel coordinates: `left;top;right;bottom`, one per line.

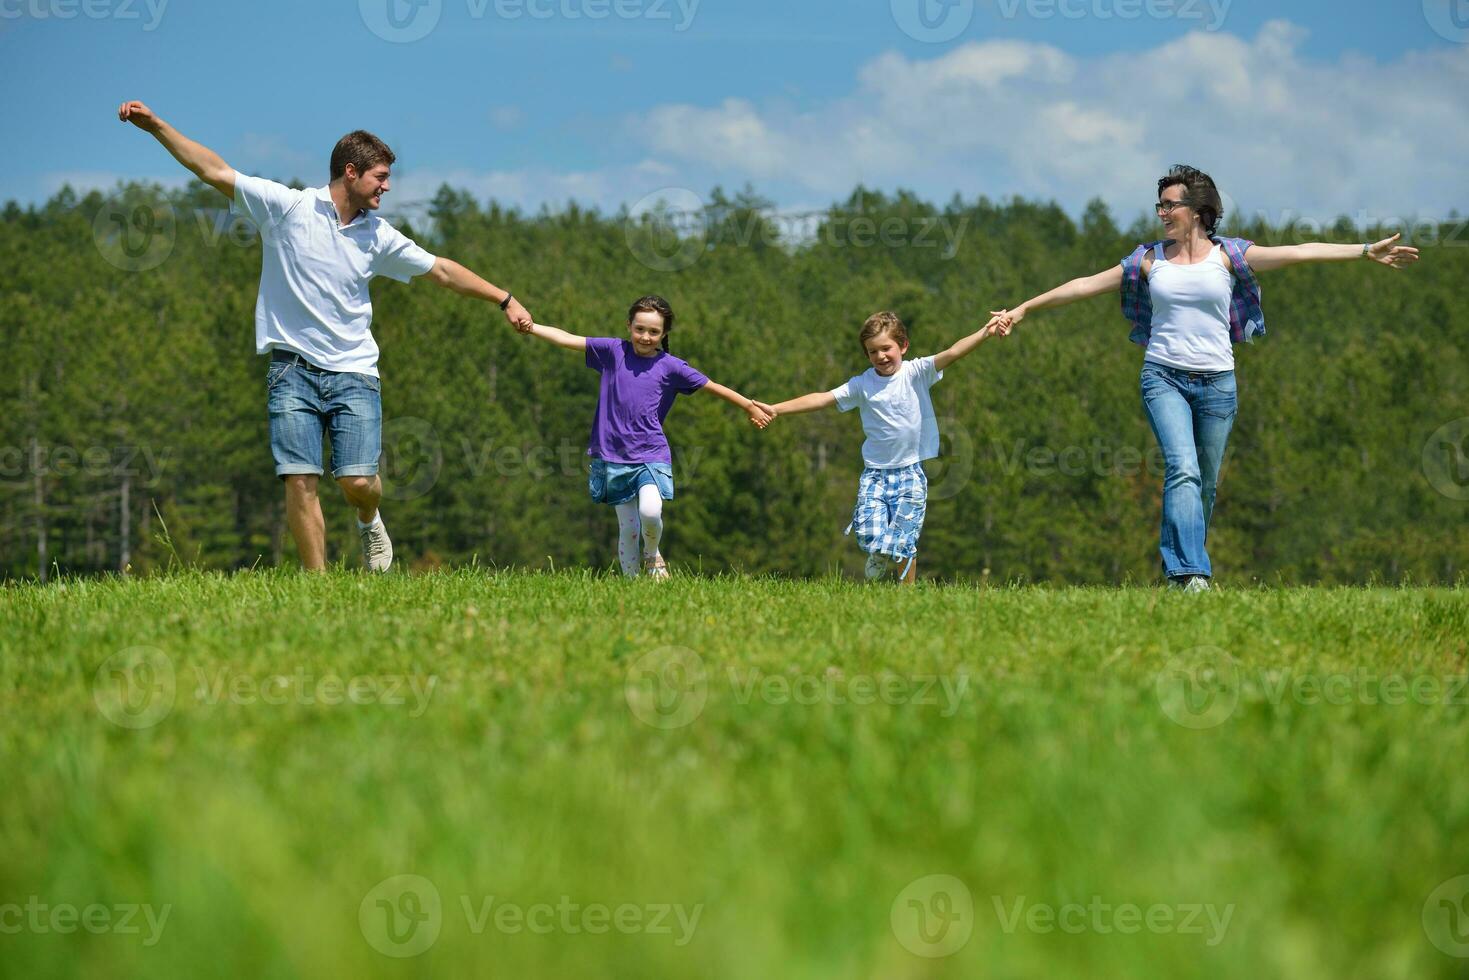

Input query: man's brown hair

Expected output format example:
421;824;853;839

330;130;395;181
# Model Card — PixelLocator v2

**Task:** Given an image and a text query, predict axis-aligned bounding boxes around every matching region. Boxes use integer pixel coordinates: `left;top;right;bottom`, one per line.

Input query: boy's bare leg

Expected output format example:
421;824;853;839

900;556;918;585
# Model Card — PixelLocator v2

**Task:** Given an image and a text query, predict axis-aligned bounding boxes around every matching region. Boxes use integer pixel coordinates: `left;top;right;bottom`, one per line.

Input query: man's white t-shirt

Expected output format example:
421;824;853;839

231;172;437;377
831;355;944;469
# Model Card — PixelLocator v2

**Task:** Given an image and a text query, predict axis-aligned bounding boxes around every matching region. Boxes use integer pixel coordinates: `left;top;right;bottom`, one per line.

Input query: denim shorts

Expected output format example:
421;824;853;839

266;355;381;479
588;458;674;505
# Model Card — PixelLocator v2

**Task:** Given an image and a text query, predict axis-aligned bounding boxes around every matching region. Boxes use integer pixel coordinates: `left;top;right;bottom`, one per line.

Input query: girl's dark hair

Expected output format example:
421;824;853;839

1158;164;1224;235
628;295;675;353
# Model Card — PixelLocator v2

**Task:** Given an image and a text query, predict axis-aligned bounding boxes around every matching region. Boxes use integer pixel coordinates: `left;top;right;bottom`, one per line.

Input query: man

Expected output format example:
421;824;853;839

117;101;533;572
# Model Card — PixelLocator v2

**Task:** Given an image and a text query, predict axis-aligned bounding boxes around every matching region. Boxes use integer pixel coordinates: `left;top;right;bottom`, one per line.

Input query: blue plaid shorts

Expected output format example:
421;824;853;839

846;463;928;561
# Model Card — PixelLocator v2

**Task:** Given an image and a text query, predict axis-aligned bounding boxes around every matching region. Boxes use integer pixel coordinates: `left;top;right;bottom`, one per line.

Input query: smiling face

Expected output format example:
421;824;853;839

344;163;391;212
864;330;908;376
1157;183;1195;240
628;310;666;357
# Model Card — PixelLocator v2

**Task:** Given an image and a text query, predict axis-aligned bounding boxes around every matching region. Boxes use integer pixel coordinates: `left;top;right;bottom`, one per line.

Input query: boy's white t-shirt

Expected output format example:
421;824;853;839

830;355;943;469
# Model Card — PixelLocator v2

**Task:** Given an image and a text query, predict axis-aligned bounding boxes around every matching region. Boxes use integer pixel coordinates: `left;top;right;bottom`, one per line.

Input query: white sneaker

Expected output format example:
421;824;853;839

1182;575;1211;593
359;516;393;573
864;553;890;581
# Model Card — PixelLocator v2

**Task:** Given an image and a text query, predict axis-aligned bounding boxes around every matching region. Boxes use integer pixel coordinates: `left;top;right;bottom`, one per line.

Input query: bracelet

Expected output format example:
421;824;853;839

1360;243;1370;259
499;293;514;311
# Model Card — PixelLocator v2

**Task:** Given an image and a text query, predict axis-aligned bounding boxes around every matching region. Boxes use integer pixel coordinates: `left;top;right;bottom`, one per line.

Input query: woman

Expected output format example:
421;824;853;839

989;165;1418;590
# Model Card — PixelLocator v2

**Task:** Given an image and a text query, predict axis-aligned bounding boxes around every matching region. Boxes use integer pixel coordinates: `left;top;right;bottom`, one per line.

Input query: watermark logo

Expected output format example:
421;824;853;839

0;0;169;30
994;0;1231;31
927;418;975;502
1422;418;1469;501
625;188;708;273
1423;874;1469;957
1155;646;1239;730
625;646;708;729
359;0;442;42
359;875;443;957
992;895;1234;945
890;0;974;43
380;416;444;502
93;647;176;729
92;197;176;272
1423;0;1469;43
891;874;974;957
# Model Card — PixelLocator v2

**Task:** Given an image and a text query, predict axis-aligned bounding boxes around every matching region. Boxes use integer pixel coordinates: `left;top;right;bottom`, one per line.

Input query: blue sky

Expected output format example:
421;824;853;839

3;0;1467;226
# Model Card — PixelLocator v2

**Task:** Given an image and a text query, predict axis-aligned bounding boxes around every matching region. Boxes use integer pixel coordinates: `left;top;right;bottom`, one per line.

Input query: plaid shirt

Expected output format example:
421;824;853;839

1120;236;1266;347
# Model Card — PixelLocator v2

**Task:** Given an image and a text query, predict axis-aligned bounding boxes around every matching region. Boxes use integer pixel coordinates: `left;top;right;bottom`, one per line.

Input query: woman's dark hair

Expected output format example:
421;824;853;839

628;295;675;353
1158;164;1224;235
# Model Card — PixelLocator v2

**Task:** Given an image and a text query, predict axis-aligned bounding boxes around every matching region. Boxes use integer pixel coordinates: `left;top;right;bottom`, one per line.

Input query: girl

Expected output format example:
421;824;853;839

524;295;772;579
759;311;1002;584
987;165;1418;591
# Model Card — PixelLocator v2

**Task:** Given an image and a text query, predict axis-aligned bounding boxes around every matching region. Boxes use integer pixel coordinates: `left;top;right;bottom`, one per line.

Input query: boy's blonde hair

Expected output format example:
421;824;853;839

859;311;909;350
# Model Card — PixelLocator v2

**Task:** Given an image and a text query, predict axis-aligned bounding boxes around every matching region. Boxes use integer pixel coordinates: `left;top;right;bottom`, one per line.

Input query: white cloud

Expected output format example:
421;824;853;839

631;20;1469;225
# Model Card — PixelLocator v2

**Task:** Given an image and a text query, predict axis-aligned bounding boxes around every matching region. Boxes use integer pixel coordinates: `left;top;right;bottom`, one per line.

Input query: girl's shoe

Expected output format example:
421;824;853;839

643;553;670;581
864;553;890;581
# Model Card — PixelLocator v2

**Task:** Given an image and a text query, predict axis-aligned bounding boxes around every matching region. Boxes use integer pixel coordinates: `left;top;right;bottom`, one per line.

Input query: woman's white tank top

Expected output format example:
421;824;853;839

1143;242;1235;372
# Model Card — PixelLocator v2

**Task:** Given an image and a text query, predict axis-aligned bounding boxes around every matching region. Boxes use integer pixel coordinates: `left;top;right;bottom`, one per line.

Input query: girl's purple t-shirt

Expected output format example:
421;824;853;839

585;338;708;464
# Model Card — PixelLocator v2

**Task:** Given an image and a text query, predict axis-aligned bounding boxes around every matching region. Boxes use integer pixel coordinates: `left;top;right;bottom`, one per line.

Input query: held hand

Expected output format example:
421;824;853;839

1366;233;1420;270
117;100;160;133
987;307;1022;336
746;402;773;429
752;400;779;419
504;298;534;332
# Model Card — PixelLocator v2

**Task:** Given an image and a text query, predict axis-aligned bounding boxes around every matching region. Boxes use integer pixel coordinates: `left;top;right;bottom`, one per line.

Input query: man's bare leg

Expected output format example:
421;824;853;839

284;474;326;571
337;474;382;523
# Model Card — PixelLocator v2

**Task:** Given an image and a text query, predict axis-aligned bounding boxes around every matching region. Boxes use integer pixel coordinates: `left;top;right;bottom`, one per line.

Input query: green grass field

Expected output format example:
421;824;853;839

3;571;1468;978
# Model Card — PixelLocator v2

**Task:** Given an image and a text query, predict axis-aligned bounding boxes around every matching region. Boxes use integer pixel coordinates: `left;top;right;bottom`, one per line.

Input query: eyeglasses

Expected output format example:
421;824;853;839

1155;200;1190;215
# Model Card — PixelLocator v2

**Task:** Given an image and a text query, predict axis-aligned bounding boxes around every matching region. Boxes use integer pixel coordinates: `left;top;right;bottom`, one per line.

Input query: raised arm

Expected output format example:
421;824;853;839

524;322;587;352
426;258;533;330
768;391;838;417
934;322;1002;372
700;381;772;429
1243;233;1419;274
117;101;234;199
990;264;1124;332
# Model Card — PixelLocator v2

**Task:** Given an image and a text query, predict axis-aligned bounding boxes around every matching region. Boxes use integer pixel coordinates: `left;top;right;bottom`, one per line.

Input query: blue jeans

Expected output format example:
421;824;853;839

1140;362;1237;581
588;458;674;505
266;355;382;478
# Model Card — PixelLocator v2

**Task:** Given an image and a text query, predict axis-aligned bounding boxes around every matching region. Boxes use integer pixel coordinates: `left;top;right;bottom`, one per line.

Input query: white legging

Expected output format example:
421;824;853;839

614;484;664;576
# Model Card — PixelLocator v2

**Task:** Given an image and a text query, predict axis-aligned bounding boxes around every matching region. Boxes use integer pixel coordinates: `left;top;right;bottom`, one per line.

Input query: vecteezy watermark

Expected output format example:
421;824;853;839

891;875;974;957
0;898;171;946
1423;874;1469;958
0;444;171;485
890;0;975;43
379;416;444;502
991;895;1235;946
93;648;438;729
360;875;443;958
995;0;1230;31
1423;0;1469;44
0;0;168;30
92;196;176;272
623;187;971;273
358;875;703;957
624;646;971;730
1156;647;1469;730
1422;418;1469;501
625;646;708;730
358;0;698;43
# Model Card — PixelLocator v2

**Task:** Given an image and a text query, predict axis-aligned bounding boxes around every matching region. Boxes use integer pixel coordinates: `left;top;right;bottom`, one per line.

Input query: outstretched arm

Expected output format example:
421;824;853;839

524;322;587;352
425;258;533;330
934;322;1003;372
117;101;234;199
768;391;837;417
1244;233;1419;274
700;381;772;429
988;264;1124;332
